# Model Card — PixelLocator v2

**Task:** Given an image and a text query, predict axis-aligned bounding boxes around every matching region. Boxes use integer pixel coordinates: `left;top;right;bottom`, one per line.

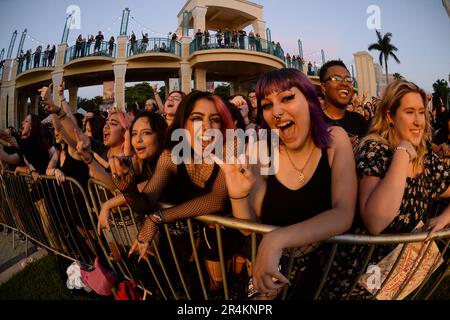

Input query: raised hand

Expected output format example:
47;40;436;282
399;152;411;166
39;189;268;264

57;79;65;98
229;95;247;108
212;154;255;199
109;130;132;179
41;83;60;114
74;129;92;163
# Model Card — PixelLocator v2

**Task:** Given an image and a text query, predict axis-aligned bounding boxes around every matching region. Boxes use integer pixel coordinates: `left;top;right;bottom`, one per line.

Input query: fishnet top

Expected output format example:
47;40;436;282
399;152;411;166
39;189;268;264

119;149;228;243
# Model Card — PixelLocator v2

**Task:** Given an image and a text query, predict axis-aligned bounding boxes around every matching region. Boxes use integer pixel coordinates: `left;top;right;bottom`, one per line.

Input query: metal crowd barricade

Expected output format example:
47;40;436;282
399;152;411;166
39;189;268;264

0;170;98;267
87;178;450;300
0;172;449;300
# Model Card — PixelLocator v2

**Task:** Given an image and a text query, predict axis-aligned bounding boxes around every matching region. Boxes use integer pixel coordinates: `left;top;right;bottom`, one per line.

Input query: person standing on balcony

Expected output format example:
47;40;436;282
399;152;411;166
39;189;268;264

216;29;223;48
75;34;83;58
129;31;137;55
33;46;42;68
248;30;256;51
224;29;231;48
80;36;87;57
275;42;282;58
94;31;104;53
204;29;210;49
232;29;238;48
255;33;262;52
170;32;178;53
141;32;149;53
238;29;246;49
42;45;49;67
195;29;203;50
108;36;115;57
86;35;94;55
307;61;313;75
25;49;31;70
286;53;291;68
48;45;56;67
17;51;24;73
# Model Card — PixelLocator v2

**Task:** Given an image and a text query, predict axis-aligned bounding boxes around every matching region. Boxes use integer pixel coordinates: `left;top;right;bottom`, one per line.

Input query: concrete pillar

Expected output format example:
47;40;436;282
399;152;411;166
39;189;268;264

233;82;243;95
116;35;128;61
194;68;206;91
17;95;29;122
179;62;192;94
1;59;13;82
6;86;17;128
10;60;18;82
251;19;266;37
56;44;68;67
164;79;170;98
181;37;192;59
353;51;377;99
69;86;78;112
113;62;128;110
192;6;207;33
30;95;39;115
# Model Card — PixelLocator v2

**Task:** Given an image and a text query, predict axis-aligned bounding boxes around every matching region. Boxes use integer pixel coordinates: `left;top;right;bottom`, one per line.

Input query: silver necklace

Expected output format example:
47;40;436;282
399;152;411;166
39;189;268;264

285;145;316;185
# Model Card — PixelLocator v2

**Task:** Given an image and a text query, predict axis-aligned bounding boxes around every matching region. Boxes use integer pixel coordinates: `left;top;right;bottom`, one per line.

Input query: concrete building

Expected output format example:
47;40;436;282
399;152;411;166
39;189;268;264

374;63;395;97
1;0;313;128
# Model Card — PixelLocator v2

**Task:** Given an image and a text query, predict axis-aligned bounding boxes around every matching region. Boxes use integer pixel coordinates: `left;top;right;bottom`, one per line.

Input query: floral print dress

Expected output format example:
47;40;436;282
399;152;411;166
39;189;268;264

320;140;450;300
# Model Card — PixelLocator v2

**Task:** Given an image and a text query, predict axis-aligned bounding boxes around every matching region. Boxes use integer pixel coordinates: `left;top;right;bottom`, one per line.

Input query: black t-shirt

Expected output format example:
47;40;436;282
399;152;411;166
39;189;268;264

322;110;368;138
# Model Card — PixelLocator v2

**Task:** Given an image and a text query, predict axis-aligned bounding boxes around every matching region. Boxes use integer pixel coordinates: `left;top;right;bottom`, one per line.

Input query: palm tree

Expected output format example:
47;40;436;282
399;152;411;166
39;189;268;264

393;73;403;80
368;30;400;85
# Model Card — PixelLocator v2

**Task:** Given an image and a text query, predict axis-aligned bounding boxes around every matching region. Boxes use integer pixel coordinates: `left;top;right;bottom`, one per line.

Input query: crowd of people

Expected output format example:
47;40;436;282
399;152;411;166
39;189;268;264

72;31;114;59
17;44;57;73
0;62;449;300
128;31;179;56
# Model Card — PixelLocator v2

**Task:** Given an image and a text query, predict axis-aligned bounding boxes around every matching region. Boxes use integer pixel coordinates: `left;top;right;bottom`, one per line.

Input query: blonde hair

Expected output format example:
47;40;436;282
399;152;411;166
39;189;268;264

359;80;432;170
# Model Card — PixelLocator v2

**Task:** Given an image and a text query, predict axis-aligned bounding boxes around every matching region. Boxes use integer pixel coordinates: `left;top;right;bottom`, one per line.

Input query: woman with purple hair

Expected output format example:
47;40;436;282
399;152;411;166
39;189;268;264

216;68;357;299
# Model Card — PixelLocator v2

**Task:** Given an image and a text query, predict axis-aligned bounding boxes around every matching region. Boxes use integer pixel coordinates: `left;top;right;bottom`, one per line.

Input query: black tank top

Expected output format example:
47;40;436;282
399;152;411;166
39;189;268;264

261;148;332;226
60;151;90;191
175;163;219;202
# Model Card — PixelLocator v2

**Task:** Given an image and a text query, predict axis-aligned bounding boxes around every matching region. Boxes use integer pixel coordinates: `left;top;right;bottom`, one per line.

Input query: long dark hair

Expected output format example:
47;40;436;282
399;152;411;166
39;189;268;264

86;115;106;142
28;114;48;151
256;68;331;149
19;114;49;173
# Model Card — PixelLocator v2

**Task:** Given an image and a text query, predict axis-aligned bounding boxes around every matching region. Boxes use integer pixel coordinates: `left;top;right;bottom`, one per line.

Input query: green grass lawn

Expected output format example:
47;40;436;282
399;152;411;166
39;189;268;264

0;253;448;300
0;254;107;300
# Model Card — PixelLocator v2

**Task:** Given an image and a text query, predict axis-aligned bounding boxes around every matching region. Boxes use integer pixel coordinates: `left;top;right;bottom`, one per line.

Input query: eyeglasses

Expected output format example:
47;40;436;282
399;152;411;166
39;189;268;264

324;75;354;84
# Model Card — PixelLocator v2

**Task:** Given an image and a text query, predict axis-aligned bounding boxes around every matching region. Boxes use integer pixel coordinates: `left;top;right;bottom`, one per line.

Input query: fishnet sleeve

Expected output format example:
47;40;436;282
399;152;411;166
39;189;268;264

137;165;229;243
124;150;176;214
